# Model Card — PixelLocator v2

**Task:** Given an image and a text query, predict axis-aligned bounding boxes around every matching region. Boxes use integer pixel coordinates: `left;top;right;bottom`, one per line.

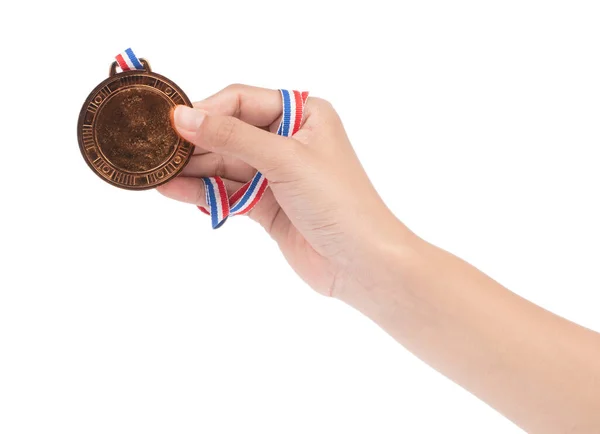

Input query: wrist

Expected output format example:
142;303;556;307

333;214;422;307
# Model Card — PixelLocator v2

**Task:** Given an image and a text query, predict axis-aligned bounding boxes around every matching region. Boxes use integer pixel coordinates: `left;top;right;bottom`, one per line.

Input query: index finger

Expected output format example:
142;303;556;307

192;84;283;128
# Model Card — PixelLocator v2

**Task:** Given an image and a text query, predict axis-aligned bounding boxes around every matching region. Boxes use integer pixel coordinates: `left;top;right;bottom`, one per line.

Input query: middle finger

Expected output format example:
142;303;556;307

181;153;257;183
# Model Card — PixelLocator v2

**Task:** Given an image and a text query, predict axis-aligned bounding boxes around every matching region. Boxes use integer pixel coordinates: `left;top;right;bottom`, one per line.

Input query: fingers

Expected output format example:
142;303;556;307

173;107;299;179
181;153;256;183
192;84;283;127
156;176;290;239
156;176;241;206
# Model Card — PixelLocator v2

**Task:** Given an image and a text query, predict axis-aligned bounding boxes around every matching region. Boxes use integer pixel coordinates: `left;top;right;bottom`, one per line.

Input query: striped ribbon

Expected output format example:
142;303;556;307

114;49;308;228
199;89;308;228
115;48;144;71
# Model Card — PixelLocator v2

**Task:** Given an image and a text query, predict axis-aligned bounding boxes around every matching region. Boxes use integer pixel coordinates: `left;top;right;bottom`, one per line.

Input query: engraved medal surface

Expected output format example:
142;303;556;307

77;60;193;190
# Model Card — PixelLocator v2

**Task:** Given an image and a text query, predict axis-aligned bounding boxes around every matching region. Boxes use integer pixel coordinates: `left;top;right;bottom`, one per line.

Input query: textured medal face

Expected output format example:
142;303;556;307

77;65;194;190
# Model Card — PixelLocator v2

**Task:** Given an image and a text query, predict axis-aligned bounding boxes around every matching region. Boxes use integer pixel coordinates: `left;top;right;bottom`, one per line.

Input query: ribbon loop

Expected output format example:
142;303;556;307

199;89;309;229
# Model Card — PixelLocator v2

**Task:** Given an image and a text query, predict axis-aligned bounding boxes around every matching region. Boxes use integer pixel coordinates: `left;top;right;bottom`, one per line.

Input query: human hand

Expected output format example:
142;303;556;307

158;85;600;433
158;85;412;298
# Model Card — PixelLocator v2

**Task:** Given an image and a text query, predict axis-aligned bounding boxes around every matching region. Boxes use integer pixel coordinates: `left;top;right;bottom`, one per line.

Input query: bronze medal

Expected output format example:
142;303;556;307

77;59;194;190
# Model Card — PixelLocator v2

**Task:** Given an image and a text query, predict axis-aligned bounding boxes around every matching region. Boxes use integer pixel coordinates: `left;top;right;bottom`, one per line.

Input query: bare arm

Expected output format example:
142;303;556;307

159;84;600;433
339;229;600;433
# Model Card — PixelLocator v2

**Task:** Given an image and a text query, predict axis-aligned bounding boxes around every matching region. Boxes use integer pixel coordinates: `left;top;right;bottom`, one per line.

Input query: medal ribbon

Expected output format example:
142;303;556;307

115;49;308;229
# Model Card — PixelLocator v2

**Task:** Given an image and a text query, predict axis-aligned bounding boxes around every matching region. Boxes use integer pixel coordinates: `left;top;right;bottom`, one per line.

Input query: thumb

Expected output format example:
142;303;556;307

173;105;297;178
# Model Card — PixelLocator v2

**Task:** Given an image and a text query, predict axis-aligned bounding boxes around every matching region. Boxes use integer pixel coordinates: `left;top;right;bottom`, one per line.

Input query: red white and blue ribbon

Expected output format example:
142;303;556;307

199;89;308;228
114;49;308;229
115;48;144;72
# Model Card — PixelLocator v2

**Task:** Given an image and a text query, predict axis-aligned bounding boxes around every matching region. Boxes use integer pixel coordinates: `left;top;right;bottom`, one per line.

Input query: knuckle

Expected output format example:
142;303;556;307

223;84;244;118
214;154;227;178
225;83;245;93
307;96;341;126
310;96;335;113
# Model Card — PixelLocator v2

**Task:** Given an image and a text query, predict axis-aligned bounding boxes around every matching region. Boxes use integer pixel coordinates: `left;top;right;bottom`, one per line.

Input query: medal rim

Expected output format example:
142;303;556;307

77;69;194;191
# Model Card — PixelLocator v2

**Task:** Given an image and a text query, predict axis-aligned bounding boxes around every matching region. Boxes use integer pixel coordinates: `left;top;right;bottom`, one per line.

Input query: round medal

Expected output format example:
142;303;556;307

77;56;194;190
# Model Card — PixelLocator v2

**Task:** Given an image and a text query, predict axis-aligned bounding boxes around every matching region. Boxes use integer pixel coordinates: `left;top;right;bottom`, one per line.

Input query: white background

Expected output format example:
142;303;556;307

1;1;599;433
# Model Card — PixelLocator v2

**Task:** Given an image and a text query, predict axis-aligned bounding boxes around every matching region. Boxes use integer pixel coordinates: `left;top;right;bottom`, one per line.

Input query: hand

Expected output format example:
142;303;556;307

158;84;412;297
159;86;600;433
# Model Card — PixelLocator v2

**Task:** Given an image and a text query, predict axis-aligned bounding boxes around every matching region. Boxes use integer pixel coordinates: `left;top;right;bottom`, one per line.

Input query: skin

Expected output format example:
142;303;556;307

158;84;600;433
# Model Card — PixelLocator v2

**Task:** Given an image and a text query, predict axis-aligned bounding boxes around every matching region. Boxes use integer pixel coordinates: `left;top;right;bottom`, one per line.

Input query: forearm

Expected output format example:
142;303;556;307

339;226;600;433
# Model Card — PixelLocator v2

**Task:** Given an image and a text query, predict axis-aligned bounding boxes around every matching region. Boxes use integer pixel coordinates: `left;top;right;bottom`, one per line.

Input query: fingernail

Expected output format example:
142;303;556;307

174;105;205;131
